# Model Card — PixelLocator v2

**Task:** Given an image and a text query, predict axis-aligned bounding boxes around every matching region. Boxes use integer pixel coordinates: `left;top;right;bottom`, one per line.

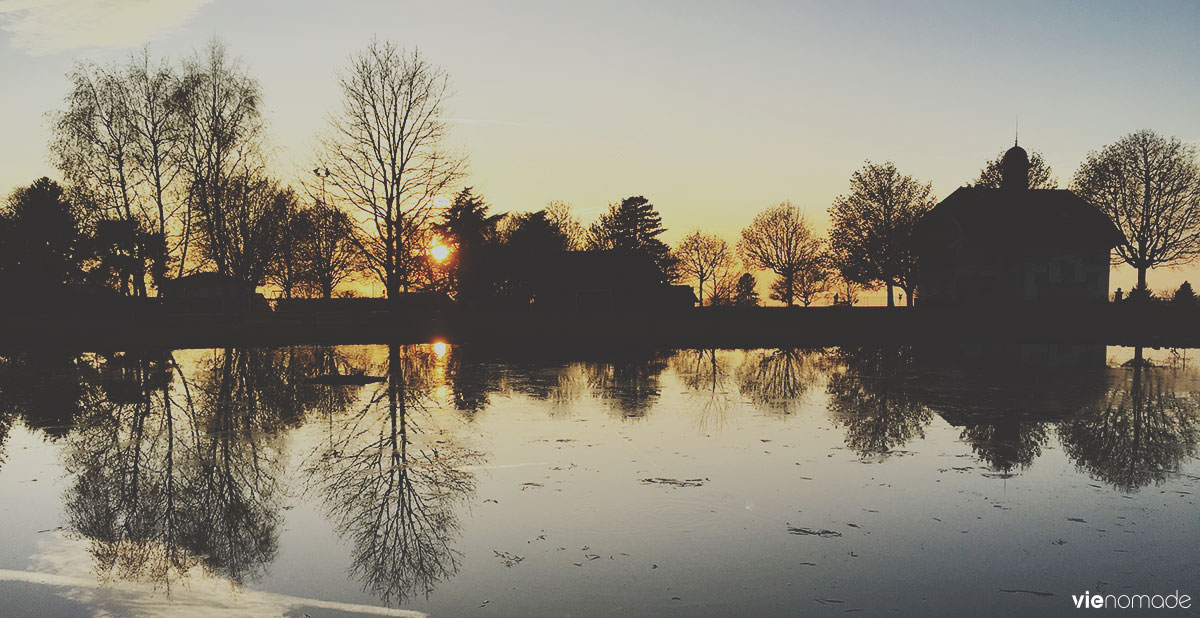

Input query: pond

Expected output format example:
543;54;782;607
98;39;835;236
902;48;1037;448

0;344;1197;617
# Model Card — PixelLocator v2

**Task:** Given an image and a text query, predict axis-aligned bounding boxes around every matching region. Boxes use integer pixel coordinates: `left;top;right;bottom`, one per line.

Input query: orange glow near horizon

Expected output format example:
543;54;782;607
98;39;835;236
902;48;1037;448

430;243;451;262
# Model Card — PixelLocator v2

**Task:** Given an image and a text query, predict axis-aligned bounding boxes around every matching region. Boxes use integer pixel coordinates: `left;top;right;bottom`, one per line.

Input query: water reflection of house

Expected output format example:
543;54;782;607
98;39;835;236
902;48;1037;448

912;143;1122;306
158;272;267;312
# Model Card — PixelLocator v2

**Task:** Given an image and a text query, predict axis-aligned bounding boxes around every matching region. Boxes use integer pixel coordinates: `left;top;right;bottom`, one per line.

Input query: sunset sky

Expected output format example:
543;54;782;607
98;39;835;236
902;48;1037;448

1;0;1198;299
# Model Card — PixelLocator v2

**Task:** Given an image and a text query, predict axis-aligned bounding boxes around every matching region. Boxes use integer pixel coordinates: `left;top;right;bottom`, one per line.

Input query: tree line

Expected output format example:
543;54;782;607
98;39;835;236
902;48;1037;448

2;37;1199;308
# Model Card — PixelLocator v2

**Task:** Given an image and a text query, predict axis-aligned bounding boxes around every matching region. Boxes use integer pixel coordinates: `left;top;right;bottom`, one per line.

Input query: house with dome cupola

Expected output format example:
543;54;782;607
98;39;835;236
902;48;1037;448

911;142;1122;306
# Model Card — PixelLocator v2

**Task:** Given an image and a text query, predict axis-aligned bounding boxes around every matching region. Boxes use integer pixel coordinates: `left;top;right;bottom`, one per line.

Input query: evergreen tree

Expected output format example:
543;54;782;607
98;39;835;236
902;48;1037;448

586;195;677;283
435;187;504;300
1172;281;1196;305
733;273;760;307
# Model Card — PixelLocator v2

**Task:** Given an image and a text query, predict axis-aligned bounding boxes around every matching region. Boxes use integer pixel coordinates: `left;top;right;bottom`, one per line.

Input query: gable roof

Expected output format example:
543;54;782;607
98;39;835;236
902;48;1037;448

913;187;1123;251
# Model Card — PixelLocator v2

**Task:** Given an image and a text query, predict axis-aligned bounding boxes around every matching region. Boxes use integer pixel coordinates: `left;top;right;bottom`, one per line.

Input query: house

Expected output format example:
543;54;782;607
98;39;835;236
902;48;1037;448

158;272;267;312
912;142;1123;306
493;250;696;310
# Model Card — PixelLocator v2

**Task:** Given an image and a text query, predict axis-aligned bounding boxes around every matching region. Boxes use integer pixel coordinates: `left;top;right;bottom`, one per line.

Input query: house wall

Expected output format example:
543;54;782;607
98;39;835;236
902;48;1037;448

918;245;1110;306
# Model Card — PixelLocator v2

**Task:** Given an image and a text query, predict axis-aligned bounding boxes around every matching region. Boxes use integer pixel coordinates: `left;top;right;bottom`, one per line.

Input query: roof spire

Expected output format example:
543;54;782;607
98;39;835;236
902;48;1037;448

1014;115;1019;147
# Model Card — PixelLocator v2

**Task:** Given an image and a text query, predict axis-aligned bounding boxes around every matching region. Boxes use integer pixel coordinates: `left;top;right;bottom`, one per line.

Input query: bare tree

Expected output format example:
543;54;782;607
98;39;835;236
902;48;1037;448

828;161;934;307
1072;130;1200;292
267;198;311;299
783;250;832;307
51;59;147;295
545;200;585;251
738;202;822;306
195;174;288;291
706;266;740;306
173;39;266;281
675;230;733;306
126;50;187;276
974;148;1057;189
321;41;465;300
301;201;361;299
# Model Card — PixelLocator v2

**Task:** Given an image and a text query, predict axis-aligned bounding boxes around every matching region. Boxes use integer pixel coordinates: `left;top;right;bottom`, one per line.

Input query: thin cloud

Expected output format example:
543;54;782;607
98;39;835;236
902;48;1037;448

446;117;551;129
0;0;214;55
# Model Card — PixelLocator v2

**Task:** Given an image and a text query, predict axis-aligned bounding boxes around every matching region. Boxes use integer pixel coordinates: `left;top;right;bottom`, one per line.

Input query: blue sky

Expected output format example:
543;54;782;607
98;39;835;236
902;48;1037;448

1;0;1198;294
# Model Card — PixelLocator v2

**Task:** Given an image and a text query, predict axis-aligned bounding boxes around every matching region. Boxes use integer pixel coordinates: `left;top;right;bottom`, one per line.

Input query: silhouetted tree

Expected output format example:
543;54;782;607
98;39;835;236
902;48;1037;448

675;230;734;306
52;59;150;296
320;41;465;299
704;266;739;306
784;249;831;307
505;208;577;254
194;175;290;292
173;40;267;282
1173;281;1197;306
737;201;821;306
828;161;934;307
0;178;90;297
732;272;760;307
267;197;311;299
435;187;503;301
300;201;360;299
586;196;678;283
973;148;1057;189
545;201;585;250
1072;130;1200;292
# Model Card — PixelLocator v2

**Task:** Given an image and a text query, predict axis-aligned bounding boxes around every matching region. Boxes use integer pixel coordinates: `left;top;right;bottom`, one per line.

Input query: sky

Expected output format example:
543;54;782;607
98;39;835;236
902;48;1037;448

1;0;1198;300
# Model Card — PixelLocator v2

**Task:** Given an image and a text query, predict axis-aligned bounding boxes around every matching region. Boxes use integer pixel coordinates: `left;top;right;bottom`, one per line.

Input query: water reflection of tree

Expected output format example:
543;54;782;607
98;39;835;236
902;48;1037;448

307;344;481;606
60;347;357;590
0;352;94;439
64;350;198;588
736;348;828;416
826;346;932;456
584;350;670;419
1059;361;1200;492
671;349;736;429
959;421;1050;473
444;344;502;418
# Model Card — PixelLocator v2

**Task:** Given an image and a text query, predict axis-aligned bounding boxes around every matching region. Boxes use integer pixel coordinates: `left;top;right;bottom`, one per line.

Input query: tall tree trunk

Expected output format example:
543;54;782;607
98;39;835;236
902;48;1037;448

886;282;895;307
904;286;914;307
1137;267;1147;292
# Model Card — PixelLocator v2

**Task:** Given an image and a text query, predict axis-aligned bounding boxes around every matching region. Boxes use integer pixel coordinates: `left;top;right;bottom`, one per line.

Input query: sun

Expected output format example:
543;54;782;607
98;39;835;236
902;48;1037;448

429;243;451;262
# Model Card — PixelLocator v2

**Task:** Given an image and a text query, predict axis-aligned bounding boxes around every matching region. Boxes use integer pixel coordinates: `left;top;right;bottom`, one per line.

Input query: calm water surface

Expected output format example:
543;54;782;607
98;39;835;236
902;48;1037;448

0;344;1197;617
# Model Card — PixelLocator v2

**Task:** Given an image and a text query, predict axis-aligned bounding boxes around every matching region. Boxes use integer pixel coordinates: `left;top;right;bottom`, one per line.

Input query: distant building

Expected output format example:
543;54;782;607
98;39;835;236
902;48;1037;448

158;272;267;312
912;143;1122;306
499;250;696;310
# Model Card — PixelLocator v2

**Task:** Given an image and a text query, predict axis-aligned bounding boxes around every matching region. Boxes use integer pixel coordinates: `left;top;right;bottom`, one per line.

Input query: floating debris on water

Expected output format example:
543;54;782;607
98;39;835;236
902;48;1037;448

640;477;707;487
494;550;524;567
787;526;842;538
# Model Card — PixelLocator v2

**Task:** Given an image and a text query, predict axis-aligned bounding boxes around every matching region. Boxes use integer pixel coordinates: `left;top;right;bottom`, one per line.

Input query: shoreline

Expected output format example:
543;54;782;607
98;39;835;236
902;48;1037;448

1;305;1197;351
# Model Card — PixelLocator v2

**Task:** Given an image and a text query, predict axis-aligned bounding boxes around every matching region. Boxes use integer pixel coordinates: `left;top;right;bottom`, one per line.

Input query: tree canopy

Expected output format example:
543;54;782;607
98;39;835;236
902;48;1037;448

973;148;1057;189
828;161;934;307
586;195;677;283
738;202;823;307
1072;129;1200;292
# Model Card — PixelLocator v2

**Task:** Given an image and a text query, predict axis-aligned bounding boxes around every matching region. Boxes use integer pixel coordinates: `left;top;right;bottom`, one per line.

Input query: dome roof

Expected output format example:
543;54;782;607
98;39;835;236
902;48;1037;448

1002;144;1029;165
